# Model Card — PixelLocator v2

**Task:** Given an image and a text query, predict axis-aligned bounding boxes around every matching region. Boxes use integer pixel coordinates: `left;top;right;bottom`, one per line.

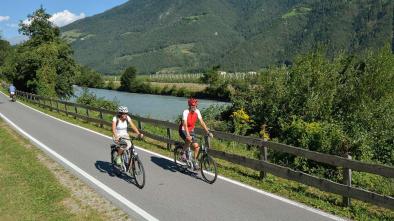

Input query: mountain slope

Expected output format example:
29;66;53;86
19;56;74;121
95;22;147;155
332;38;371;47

61;0;394;74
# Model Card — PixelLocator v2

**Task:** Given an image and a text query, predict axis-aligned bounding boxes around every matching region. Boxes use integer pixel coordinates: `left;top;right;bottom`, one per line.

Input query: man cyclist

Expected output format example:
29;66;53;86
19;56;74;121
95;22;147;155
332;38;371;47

179;98;213;169
9;83;16;100
112;106;143;165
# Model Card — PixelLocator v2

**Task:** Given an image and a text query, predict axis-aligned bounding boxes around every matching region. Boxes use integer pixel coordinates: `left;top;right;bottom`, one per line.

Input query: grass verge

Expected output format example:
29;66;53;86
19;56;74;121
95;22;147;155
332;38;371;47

0;119;105;221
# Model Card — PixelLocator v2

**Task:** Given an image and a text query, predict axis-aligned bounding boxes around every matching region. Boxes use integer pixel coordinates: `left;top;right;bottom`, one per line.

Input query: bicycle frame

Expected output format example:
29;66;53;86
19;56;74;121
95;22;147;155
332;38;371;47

182;137;209;169
113;137;136;172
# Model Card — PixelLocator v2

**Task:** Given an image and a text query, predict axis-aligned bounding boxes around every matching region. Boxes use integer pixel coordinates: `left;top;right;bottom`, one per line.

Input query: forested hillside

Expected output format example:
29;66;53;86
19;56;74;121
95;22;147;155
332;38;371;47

61;0;393;74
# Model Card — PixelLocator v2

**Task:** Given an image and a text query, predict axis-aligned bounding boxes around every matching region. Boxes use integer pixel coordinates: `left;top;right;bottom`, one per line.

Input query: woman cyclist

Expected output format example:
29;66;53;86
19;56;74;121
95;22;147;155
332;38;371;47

112;106;143;165
179;98;213;169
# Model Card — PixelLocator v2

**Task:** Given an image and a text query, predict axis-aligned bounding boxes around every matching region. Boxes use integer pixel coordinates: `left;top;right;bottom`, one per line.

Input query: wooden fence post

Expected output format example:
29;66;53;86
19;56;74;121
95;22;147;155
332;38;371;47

49;99;53;111
260;140;268;179
64;103;68;116
74;104;77;119
137;119;143;130
99;111;103;128
343;153;352;207
259;124;269;179
166;128;171;150
85;108;89;120
56;100;59;113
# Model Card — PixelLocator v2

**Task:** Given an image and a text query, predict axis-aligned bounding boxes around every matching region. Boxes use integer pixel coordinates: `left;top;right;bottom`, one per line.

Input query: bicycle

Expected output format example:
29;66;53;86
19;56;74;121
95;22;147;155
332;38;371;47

110;137;145;188
10;92;16;102
174;135;218;184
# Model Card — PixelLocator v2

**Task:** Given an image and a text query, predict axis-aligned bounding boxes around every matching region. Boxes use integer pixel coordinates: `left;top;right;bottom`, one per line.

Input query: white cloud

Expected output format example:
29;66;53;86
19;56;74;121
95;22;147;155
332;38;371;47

22;18;31;26
6;23;18;28
0;16;10;22
6;35;29;45
49;10;85;27
21;10;85;27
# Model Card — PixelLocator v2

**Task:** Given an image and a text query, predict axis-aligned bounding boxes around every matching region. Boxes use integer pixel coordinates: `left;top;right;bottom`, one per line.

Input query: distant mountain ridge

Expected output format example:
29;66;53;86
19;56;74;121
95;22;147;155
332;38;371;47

61;0;394;74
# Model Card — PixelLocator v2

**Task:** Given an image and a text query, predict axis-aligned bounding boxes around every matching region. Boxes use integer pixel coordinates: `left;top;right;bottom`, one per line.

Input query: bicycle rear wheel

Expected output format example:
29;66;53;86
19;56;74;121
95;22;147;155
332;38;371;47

110;145;117;164
132;156;145;189
200;155;218;184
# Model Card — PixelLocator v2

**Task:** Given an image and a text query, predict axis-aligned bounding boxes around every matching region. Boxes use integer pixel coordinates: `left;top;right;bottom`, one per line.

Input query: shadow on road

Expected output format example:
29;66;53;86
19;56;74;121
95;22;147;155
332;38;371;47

150;156;178;172
150;156;203;182
95;160;138;186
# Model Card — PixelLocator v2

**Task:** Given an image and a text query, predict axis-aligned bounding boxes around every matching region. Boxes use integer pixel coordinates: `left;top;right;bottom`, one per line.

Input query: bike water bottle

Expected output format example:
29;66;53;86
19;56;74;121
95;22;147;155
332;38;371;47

133;148;137;156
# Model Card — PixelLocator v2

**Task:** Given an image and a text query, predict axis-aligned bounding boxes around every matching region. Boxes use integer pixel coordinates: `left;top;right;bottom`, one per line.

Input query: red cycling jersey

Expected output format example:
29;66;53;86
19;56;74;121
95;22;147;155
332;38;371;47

179;109;202;132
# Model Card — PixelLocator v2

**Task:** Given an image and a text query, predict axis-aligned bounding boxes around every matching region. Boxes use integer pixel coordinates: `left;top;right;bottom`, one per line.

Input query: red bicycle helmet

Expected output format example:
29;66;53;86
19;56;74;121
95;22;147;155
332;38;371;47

188;98;198;106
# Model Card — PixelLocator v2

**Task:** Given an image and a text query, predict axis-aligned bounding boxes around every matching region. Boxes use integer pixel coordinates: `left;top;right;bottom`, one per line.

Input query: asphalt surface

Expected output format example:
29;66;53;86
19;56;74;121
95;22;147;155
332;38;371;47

0;93;346;221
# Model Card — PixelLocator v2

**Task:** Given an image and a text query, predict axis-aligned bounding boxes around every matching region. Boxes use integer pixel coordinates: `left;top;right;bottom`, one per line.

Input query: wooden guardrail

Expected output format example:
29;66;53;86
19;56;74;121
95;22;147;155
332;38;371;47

10;89;394;209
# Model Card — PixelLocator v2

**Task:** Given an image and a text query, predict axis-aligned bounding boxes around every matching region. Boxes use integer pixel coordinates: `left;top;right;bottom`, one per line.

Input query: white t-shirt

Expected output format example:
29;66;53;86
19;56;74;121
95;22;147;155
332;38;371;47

113;116;131;136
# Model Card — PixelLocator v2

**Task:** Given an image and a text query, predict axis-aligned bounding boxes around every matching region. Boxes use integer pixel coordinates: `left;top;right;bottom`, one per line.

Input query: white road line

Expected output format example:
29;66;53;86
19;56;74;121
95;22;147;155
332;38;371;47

1;92;347;221
0;111;159;221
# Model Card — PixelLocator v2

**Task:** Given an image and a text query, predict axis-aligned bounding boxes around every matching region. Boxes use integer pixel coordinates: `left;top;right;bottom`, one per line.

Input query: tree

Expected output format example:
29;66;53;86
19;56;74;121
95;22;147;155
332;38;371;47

0;37;11;67
2;7;78;98
75;66;104;88
120;66;137;91
232;45;394;166
19;6;60;46
201;65;220;85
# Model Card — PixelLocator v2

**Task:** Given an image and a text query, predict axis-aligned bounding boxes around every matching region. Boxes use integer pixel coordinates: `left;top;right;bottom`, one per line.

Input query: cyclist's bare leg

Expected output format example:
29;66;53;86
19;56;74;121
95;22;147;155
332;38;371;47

117;148;124;156
192;142;199;160
183;139;191;151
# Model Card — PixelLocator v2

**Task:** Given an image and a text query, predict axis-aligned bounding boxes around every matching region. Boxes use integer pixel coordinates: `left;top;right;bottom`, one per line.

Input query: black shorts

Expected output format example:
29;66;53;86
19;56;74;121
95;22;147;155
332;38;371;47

179;129;196;143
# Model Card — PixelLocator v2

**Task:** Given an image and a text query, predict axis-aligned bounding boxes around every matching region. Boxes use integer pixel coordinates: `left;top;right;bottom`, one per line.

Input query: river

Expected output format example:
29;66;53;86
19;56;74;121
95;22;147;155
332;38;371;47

73;86;229;122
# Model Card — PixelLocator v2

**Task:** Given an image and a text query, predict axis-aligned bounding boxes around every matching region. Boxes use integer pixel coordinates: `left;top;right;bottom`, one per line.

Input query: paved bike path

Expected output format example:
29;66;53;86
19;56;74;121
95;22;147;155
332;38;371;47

0;93;346;221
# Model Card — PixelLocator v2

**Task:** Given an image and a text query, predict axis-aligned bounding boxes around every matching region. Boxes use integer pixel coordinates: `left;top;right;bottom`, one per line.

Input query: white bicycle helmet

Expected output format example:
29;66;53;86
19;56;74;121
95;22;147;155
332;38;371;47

117;106;129;113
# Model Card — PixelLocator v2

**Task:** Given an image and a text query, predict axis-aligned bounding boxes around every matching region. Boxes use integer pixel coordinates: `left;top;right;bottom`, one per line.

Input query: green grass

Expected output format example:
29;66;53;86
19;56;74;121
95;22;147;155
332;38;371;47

0;120;104;221
5;88;394;221
282;7;312;19
149;82;206;93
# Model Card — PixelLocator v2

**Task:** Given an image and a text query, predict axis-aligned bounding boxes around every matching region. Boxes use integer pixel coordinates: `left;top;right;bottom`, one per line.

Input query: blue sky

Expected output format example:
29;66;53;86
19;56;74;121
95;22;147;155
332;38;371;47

0;0;128;43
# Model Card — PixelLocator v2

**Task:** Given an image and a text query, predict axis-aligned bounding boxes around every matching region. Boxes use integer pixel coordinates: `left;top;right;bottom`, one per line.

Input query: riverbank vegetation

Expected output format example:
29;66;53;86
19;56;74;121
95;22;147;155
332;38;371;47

201;45;394;201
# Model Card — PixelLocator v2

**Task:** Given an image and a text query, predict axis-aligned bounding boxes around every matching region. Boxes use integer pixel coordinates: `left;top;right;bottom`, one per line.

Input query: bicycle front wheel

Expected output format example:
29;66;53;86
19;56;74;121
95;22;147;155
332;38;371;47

132;156;145;189
200;155;217;184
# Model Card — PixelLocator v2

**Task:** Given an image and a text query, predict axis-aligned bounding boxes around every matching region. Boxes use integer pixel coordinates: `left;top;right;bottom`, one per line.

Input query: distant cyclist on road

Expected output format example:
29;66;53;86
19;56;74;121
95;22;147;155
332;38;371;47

179;98;213;169
9;83;16;97
112;106;143;165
